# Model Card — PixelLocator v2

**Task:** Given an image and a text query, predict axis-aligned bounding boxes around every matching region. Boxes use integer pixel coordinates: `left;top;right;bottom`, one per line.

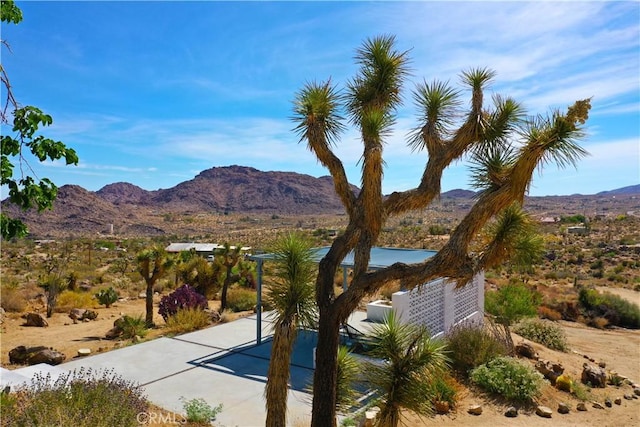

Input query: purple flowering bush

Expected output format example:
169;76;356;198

158;284;208;321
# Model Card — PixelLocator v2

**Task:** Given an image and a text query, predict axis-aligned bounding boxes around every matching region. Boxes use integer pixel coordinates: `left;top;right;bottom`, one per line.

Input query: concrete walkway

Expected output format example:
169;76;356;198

1;311;375;426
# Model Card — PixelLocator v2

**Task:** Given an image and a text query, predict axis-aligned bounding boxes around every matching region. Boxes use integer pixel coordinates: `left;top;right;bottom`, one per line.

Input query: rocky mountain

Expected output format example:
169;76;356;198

1;165;637;238
597;184;640;196
1;166;358;237
146;166;355;214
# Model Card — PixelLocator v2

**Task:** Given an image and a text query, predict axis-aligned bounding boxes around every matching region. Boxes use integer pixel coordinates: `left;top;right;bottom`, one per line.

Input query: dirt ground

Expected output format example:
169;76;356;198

1;298;639;427
0;296;229;366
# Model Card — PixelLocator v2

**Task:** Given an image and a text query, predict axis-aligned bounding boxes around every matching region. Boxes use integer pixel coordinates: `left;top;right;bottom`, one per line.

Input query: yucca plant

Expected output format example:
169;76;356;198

363;311;449;427
264;233;317;427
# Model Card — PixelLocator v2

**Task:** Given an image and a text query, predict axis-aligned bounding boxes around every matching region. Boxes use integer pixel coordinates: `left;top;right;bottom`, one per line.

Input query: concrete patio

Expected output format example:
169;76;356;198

1;310;375;427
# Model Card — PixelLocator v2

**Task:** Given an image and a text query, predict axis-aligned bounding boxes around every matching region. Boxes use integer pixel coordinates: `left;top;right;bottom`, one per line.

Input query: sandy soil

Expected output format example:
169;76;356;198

1;298;639;427
408;321;640;427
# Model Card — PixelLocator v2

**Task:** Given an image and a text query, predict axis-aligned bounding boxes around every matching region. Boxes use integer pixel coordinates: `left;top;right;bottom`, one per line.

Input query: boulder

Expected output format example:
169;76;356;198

576;402;587;411
504;406;518;417
69;308;98;323
558;403;570;414
28;348;66;365
604;398;612;408
515;342;538;360
614;397;622;405
105;316;127;339
582;363;607;388
434;401;450;414
468;405;483;415
592;401;605;409
535;360;564;385
536;405;553;418
23;312;48;327
9;345;65;365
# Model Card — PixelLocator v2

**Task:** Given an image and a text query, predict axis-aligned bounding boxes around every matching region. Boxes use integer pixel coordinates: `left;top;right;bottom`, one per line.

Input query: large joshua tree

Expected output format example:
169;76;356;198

291;35;591;426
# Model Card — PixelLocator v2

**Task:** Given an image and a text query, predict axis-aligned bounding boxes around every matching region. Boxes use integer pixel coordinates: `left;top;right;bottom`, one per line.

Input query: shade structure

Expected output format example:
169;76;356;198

249;246;438;344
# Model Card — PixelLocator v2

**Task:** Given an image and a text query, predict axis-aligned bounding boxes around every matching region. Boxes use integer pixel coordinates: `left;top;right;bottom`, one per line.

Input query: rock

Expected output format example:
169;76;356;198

105;326;123;339
614;398;622;405
558;403;570;414
9;346;65;365
634;388;640;396
434;401;450;414
604;398;612;408
504;406;518;417
515;342;538;360
536;360;564;385
77;348;91;357
582;363;607;388
27;348;65;365
624;394;633;400
69;308;97;323
536;405;553;418
359;407;380;427
138;292;146;299
69;308;87;321
23;312;48;327
209;310;221;323
9;345;47;364
598;361;607;368
576;402;588;411
592;401;605;409
0;307;5;324
468;405;483;416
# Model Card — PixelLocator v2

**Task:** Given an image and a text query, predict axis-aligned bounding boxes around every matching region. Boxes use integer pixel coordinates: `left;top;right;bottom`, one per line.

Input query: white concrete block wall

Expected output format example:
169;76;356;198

389;272;484;336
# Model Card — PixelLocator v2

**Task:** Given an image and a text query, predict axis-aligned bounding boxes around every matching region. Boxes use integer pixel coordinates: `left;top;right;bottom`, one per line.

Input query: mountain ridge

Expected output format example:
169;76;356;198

2;165;638;237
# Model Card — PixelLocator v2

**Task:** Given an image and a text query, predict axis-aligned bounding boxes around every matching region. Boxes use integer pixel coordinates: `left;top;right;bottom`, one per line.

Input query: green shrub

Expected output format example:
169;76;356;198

470;356;544;402
513;319;569;352
165;308;211;334
181;397;222;423
445;324;508;376
485;282;541;326
119;314;148;339
226;288;257;312
0;368;147;427
95;287;119;308
578;287;640;328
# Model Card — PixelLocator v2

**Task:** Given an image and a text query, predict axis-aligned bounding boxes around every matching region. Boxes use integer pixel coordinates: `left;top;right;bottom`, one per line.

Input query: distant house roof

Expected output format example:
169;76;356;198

251;246;437;269
165;243;252;253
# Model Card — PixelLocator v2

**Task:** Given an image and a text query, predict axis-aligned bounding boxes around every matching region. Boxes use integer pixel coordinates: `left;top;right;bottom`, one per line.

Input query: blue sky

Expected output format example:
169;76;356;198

3;1;639;197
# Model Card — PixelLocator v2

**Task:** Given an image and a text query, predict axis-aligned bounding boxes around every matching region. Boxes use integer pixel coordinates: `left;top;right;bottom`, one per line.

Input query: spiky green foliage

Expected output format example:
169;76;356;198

480;203;544;271
364;311;449;427
336;346;360;411
409;80;461;152
264;233;317;427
